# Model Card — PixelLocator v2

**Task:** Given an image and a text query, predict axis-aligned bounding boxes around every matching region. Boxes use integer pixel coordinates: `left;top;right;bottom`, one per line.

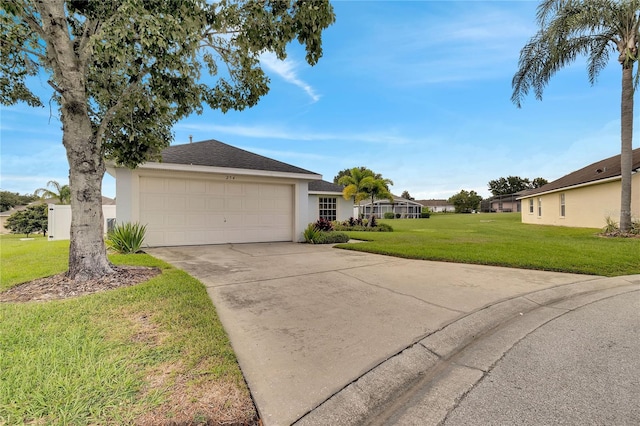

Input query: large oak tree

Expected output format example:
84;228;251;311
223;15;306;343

512;0;639;232
1;0;335;280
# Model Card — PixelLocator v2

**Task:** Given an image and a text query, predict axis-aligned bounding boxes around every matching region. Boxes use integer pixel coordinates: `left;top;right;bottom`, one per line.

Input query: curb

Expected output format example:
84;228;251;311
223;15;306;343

294;275;640;425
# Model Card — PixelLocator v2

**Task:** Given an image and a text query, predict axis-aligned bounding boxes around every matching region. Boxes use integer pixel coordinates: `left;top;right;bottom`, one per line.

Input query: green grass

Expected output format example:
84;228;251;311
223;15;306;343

0;235;254;425
0;234;69;290
337;213;640;277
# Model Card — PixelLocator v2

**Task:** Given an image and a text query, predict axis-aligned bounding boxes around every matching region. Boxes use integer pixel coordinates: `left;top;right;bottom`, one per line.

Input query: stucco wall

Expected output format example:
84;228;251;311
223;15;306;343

520;174;639;228
307;193;352;224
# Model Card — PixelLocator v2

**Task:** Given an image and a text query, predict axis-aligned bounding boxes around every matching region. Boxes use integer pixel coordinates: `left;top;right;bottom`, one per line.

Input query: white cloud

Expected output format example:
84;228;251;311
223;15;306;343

176;122;416;145
260;52;320;102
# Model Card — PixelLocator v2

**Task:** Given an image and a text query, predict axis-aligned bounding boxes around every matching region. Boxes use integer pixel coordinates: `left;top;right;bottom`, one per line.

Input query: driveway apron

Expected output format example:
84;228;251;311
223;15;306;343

147;243;598;426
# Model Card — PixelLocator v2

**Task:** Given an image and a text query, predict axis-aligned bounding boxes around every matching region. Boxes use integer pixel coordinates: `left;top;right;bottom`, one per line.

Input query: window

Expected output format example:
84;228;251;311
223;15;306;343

529;199;534;214
537;198;542;217
560;193;566;217
319;197;337;221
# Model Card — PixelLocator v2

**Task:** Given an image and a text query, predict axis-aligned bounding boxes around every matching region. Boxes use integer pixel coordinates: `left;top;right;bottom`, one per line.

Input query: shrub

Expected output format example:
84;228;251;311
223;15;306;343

602;216;619;234
421;212;431;218
375;223;394;232
312;231;350;244
303;223;321;243
395;213;401;219
348;217;363;227
106;222;147;253
369;215;377;227
5;203;47;237
315;217;333;231
383;212;395;220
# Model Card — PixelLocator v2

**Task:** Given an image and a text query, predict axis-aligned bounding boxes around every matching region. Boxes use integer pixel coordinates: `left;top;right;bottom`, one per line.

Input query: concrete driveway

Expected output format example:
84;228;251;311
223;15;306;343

147;242;606;425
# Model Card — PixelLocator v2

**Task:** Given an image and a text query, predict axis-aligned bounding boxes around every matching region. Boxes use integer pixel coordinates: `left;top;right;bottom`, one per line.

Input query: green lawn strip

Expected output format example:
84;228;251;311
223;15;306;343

337;213;640;277
0;235;70;290
0;243;253;424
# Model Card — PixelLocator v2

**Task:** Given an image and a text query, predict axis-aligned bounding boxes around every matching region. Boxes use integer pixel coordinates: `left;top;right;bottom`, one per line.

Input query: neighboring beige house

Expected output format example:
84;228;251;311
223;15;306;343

416;199;454;213
518;148;640;229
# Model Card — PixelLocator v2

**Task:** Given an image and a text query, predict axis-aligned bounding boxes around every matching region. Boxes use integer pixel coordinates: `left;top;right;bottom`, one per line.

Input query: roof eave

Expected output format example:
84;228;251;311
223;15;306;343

120;161;322;181
516;174;625;199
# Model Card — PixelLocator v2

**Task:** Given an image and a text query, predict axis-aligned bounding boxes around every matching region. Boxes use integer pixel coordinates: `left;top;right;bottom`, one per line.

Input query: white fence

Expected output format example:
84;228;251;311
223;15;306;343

48;204;117;241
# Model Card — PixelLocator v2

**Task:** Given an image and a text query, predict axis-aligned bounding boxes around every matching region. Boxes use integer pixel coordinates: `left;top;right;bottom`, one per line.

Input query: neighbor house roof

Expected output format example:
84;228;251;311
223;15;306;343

519;148;640;198
416;199;452;207
308;180;344;193
361;195;423;206
160;139;317;175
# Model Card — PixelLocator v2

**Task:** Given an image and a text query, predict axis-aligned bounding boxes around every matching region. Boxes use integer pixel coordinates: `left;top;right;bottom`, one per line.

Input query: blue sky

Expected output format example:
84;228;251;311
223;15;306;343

1;0;637;200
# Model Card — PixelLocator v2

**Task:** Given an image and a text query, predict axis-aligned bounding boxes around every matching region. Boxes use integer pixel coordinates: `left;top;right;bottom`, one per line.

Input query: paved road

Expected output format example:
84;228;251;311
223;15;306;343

371;290;640;425
148;243;639;425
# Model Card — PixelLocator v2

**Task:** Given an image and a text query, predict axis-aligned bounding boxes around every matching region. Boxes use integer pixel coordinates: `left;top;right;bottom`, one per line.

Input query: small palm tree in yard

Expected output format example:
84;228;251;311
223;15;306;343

338;167;375;217
34;180;71;204
512;0;639;232
361;175;394;226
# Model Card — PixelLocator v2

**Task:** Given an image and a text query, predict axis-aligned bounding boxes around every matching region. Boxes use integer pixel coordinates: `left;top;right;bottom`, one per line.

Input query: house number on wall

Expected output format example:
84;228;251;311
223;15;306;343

225;175;236;180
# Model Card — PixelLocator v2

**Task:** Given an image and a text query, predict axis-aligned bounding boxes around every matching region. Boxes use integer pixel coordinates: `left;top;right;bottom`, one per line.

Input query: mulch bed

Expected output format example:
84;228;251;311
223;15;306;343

0;266;161;303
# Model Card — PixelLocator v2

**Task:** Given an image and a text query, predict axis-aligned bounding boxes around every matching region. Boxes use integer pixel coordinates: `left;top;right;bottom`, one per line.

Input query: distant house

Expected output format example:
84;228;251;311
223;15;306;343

481;193;522;213
0;205;28;234
307;180;352;223
416;199;454;213
360;195;424;218
518;148;640;228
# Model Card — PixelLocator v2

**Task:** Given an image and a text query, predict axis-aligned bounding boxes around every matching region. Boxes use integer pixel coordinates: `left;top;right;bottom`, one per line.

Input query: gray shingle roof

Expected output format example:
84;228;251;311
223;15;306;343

521;148;640;197
159;139;318;175
308;180;344;192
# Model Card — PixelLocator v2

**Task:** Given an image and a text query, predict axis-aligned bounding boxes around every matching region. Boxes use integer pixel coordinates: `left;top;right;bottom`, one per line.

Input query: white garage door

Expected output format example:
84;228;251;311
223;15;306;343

139;176;293;246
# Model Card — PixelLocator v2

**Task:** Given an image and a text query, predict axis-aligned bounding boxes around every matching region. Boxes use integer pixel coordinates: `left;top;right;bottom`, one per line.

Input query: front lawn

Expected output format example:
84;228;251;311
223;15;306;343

0;234;256;425
337;213;640;277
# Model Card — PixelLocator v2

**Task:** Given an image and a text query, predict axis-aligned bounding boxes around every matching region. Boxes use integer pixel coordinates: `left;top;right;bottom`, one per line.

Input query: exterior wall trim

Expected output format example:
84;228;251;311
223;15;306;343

517;174;627;200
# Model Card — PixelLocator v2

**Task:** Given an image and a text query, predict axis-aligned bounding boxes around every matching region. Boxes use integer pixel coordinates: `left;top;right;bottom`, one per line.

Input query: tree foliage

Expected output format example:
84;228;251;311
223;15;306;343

400;190;415;200
512;0;639;232
5;203;47;237
488;175;548;196
34;180;71;204
448;190;483;213
338;167;377;204
0;191;37;212
0;0;335;280
333;166;383;184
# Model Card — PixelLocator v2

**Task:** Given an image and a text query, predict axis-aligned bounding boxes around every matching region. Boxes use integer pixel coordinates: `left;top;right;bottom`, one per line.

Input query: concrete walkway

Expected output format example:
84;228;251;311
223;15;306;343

147;243;639;425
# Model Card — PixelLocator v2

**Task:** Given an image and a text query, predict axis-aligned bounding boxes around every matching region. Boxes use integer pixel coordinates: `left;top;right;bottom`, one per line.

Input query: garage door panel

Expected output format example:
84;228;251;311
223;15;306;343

172;196;187;210
207;198;225;211
226;198;243;210
142;212;166;227
226;183;243;195
188;197;206;211
189;180;206;193
187;214;207;227
168;179;187;193
139;176;293;246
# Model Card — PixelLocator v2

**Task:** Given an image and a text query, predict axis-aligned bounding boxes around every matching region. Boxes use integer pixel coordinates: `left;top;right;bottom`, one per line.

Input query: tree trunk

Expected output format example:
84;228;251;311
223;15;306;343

64;112;115;281
38;0;115;281
620;65;634;232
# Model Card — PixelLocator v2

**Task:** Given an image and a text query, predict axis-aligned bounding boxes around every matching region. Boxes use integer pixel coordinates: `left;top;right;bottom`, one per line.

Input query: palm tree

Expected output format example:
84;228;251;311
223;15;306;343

338;167;374;217
361;175;394;224
35;180;71;204
512;0;639;232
